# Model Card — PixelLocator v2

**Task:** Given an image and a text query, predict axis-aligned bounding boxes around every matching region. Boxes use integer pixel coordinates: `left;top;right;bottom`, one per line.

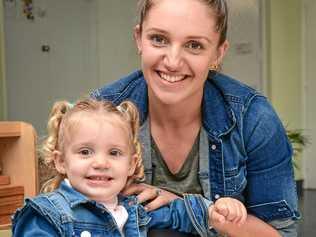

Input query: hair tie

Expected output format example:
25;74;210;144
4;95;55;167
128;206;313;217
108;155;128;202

116;105;126;113
68;102;75;108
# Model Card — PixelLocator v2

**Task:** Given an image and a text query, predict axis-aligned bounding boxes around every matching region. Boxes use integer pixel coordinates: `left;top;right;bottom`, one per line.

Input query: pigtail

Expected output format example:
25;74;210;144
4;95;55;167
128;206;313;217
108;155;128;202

40;101;72;193
118;101;144;185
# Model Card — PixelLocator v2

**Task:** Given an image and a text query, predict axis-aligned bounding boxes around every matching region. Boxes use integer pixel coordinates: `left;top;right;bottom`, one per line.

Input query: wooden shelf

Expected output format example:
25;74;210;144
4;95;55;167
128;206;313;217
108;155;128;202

0;122;21;138
0;176;10;186
0;121;38;228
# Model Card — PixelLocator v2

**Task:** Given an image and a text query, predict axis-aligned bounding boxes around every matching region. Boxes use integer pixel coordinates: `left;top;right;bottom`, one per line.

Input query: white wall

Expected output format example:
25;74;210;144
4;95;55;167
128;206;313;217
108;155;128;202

4;0;140;135
4;0;98;135
96;0;139;85
223;0;263;92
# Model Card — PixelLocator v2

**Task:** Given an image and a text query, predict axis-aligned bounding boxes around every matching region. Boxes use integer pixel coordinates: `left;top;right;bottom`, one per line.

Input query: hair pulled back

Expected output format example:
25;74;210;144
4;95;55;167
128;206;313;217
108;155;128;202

137;0;228;46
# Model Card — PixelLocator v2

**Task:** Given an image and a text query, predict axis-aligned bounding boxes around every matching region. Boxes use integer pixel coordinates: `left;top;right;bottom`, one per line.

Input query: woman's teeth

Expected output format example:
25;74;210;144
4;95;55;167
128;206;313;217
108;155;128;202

159;72;185;83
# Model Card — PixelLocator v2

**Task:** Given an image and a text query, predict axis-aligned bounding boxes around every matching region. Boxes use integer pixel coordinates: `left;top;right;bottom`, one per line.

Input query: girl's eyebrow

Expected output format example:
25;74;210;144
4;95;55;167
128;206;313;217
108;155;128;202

72;141;94;148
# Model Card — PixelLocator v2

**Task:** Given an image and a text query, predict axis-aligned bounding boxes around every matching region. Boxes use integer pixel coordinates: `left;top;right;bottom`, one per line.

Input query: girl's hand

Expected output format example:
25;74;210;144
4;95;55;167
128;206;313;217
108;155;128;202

122;183;180;211
208;197;247;229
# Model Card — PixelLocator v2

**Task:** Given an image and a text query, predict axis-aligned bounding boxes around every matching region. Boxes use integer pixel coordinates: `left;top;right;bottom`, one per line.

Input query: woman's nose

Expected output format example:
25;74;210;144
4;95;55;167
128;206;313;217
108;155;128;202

163;45;183;71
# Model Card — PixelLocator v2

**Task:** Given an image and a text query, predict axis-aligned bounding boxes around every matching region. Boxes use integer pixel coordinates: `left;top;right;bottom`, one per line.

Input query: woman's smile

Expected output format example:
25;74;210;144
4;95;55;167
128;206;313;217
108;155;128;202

157;71;187;83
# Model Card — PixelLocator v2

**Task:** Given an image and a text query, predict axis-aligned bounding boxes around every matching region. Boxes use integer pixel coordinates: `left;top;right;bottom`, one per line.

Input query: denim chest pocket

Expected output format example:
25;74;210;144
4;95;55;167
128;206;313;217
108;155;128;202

72;222;115;237
224;166;247;196
248;200;300;222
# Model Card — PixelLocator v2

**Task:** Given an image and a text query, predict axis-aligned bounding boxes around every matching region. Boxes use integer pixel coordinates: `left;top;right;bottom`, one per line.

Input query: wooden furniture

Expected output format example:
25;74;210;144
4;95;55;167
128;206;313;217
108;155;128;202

0;122;38;230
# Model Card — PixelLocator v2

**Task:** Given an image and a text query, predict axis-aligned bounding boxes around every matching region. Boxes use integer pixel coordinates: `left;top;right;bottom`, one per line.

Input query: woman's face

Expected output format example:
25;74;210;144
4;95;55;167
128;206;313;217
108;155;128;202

135;0;228;106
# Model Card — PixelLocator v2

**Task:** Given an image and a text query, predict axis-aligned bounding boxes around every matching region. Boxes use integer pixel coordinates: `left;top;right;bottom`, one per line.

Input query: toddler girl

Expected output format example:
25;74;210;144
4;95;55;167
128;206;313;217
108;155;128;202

13;98;246;236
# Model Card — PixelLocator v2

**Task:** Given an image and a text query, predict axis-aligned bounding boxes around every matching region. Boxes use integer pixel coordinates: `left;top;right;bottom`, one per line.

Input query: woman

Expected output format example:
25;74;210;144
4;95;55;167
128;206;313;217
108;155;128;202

91;0;300;236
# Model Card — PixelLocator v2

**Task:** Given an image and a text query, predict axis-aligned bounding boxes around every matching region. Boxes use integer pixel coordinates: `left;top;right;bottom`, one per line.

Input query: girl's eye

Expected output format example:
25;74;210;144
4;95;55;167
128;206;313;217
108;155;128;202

79;148;93;156
109;149;122;157
150;34;168;46
185;41;204;52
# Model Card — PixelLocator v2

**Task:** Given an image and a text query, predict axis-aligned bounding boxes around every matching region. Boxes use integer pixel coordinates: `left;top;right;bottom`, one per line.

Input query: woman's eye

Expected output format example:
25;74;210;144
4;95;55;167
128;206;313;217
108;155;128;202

79;148;93;156
109;149;122;157
186;41;203;52
150;34;168;46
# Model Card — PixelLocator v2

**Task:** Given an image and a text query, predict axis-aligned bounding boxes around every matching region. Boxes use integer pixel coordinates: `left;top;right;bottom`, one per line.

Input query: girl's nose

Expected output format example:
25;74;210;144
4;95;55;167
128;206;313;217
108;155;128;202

163;45;183;71
92;155;111;169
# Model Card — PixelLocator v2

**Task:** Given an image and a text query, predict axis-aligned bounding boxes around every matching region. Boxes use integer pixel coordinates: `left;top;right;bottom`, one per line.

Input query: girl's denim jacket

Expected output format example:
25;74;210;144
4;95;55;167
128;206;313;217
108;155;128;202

91;70;300;235
12;181;212;236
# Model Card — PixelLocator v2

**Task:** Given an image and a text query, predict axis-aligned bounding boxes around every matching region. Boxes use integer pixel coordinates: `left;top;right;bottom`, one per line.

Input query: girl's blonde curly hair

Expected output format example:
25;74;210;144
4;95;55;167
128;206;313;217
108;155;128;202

40;98;144;193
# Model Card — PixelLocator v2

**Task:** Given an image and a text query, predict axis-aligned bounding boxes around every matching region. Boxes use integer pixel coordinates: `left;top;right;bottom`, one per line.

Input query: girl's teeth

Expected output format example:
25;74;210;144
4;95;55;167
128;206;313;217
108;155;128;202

90;176;109;181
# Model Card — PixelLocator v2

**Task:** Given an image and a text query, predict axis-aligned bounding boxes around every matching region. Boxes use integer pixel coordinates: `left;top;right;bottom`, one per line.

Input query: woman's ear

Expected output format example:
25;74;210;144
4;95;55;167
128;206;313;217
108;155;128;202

53;150;66;175
134;24;142;55
128;154;137;177
216;40;229;64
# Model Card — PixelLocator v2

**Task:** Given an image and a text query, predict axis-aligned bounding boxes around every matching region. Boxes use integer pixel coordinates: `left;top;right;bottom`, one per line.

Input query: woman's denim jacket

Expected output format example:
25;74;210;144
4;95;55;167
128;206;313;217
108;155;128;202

12;181;212;237
91;70;300;235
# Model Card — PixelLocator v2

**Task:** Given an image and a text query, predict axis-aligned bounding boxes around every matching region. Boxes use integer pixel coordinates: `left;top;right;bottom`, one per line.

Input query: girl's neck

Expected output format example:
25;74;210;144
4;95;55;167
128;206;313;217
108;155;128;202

100;196;119;211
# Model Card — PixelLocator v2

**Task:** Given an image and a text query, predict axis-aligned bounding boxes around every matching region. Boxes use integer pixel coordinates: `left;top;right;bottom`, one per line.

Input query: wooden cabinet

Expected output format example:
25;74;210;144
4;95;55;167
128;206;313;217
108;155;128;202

0;122;38;230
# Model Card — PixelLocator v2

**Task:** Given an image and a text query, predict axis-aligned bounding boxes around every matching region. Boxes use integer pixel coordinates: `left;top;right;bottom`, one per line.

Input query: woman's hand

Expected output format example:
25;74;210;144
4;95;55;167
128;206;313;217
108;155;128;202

122;183;180;211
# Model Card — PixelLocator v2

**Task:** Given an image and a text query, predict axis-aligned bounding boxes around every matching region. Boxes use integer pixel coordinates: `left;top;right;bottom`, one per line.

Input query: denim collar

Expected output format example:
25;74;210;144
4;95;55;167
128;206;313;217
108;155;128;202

202;73;237;138
56;181;144;214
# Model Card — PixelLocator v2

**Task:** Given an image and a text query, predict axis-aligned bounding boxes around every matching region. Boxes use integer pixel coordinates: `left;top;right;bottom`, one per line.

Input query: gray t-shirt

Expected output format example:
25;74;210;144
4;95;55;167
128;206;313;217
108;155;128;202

151;132;203;196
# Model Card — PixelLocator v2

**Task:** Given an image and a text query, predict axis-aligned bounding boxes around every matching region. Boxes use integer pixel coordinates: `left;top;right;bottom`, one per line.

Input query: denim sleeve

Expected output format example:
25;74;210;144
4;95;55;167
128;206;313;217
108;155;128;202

12;204;61;236
148;194;214;236
243;96;300;224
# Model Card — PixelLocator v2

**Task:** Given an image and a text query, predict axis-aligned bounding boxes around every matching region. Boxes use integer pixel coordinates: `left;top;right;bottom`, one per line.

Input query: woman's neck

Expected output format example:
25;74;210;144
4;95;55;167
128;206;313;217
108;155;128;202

148;93;203;129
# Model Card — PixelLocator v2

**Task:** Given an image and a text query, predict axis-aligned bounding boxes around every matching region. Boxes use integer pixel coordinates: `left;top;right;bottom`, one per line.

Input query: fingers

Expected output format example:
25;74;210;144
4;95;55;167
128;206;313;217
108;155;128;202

143;189;179;211
121;183;146;196
215;201;229;218
209;205;225;225
238;202;247;226
122;183;162;204
121;183;180;211
136;187;161;204
210;197;247;227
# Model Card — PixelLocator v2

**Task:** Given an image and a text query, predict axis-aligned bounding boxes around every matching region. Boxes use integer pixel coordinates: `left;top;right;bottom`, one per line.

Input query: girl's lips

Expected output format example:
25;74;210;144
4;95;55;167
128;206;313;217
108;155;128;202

157;71;187;83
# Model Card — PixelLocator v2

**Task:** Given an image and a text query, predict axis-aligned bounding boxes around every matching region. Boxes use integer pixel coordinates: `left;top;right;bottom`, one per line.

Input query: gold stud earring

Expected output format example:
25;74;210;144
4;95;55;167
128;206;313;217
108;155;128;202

210;64;219;71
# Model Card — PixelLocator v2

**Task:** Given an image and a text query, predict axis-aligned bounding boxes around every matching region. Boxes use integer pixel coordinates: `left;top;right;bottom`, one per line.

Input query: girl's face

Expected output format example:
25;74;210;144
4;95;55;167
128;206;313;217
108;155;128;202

135;0;228;106
54;113;136;203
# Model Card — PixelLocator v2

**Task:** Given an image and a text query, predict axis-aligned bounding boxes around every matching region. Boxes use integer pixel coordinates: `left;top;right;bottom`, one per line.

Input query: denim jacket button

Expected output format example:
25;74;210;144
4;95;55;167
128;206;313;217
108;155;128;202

215;194;220;199
211;144;217;150
80;231;91;237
